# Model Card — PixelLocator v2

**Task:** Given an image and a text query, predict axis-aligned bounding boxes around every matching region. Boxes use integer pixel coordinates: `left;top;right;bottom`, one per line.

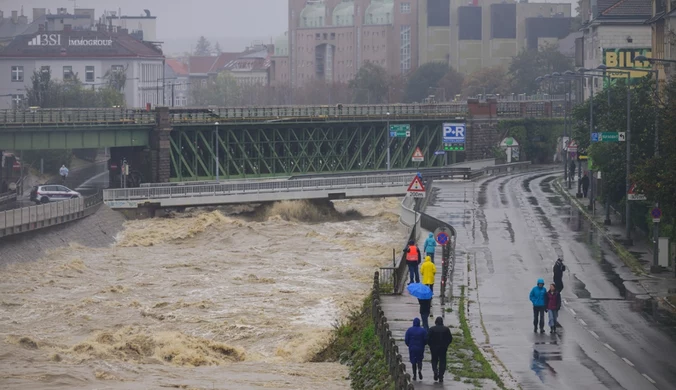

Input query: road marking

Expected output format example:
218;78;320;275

604;343;616;352
579;319;587;326
642;374;656;384
589;330;599;339
569;308;577;316
622;358;635;367
563;299;569;305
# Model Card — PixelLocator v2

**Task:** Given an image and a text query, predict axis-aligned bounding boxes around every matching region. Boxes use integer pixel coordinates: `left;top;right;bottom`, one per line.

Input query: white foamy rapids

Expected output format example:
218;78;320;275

0;198;405;389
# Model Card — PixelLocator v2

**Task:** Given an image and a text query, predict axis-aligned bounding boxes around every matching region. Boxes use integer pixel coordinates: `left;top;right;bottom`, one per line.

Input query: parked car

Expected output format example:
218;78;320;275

30;185;81;204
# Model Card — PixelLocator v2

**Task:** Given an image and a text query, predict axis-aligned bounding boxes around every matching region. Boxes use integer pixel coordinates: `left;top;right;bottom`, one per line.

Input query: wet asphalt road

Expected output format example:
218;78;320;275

426;171;676;390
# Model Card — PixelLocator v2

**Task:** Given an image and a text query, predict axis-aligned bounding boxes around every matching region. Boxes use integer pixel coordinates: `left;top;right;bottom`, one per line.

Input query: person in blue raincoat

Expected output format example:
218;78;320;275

423;232;437;263
405;317;427;381
529;278;547;333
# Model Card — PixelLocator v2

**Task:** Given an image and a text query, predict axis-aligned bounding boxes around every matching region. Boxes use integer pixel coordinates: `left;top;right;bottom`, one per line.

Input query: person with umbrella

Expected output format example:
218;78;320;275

408;283;433;329
404;239;422;285
404;318;427;381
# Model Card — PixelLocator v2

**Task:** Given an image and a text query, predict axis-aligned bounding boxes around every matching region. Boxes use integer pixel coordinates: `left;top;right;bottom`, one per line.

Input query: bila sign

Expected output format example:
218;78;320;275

28;34;113;47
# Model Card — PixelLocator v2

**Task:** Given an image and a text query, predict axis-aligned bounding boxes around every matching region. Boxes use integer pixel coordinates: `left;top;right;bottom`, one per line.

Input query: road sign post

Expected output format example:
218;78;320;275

407;175;426;198
412;147;424;162
389;124;411;138
627;183;647;201
443;123;465;152
651;207;662;223
434;226;453;246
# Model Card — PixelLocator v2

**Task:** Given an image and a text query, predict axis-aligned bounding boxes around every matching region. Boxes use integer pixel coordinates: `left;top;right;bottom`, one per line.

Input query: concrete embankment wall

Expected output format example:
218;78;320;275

0;205;125;266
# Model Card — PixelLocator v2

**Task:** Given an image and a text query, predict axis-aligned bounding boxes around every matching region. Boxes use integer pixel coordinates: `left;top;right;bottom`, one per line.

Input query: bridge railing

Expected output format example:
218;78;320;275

0;192;103;238
104;173;414;202
0;108;155;127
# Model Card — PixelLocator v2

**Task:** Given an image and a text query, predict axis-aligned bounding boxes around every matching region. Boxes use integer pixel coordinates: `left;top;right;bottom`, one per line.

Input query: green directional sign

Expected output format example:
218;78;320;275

592;132;625;142
389;124;411;138
444;144;465;151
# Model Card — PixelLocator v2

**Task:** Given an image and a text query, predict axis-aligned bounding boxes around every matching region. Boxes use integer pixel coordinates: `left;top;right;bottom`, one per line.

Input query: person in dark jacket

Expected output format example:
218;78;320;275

544;284;562;333
529;278;547;333
404;240;422;284
581;172;590;198
418;298;432;330
568;160;576;185
427;316;452;383
404;318;428;381
553;258;566;293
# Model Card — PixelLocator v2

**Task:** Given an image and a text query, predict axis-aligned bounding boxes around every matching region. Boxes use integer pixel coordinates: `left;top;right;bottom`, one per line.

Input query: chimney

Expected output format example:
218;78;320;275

18;15;28;24
57;8;67;15
12;10;18;22
38;23;45;32
33;8;46;20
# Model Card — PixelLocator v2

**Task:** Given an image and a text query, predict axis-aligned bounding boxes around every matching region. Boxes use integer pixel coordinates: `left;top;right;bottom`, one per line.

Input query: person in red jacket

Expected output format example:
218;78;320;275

404;239;421;284
544;283;562;333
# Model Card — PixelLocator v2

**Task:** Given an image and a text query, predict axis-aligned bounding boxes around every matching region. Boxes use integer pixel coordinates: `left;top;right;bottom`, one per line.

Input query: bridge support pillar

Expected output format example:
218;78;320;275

151;107;172;183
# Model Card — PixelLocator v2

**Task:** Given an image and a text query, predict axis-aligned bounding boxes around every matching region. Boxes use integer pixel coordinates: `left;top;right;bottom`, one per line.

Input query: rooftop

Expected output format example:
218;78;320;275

597;0;652;18
166;58;188;75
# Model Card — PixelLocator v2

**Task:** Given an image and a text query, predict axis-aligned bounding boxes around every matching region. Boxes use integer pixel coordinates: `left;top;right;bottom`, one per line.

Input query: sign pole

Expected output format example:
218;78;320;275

589;75;595;213
625;80;632;242
386;115;391;170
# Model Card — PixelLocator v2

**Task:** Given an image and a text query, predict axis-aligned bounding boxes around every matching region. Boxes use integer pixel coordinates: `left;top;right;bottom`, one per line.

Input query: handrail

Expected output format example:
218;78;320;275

104;173;414;202
372;272;414;390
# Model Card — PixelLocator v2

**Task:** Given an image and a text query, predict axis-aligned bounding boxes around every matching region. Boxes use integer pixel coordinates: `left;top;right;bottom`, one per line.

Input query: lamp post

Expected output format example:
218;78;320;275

386;112;391;170
214;121;220;181
596;65;632;241
539;74;569;186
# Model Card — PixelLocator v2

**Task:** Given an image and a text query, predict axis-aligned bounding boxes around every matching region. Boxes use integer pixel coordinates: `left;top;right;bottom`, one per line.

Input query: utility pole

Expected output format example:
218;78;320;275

625;78;632;242
652;72;660;271
589;74;595;212
386;112;391;170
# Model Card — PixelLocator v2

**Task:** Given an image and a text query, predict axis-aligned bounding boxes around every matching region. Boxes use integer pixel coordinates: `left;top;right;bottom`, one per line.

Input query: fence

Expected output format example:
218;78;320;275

372;272;415;390
0;191;103;238
470;161;533;179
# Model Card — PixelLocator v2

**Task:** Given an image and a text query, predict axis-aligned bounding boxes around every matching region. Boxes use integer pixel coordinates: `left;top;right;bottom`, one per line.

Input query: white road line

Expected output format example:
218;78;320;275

642;374;656;384
569;308;577;316
589;330;599;339
604;343;616;352
622;358;635;367
563;299;569;305
579;319;587;326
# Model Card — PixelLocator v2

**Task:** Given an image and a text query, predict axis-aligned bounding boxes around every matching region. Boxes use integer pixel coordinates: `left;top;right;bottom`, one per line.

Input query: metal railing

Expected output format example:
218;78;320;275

372;272;414;390
104;173;414;202
0;192;103;238
0;108;155;127
140;177;292;187
470;161;533;179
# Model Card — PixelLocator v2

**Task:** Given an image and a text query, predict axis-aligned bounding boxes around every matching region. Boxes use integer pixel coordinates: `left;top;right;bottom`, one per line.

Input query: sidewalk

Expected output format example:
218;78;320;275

379;230;502;389
555;177;676;316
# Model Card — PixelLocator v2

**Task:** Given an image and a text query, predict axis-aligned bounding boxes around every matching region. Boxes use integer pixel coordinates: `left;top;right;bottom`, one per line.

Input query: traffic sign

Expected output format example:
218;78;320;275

651;208;662;222
434;226;453;246
442;123;465;144
444;143;465;151
591;133;599;142
434;150;445;155
407;175;426;192
390;124;411;138
412;147;424;162
628;183;647;201
568;140;578;152
591;132;624;142
618;132;626;141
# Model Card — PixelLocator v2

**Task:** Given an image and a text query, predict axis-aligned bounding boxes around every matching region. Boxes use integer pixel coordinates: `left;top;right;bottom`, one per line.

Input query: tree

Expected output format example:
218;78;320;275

403;62;452;103
349;62;389;104
190;72;241;106
461;65;510;97
214;42;223;55
509;44;574;95
194;36;212;56
436;67;465;101
102;65;128;92
25;69;124;108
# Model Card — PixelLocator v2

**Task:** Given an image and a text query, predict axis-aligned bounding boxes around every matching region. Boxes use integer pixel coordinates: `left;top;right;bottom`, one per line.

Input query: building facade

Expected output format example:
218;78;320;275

0;29;164;109
286;0;419;87
164;59;190;106
646;0;676;81
578;0;652;97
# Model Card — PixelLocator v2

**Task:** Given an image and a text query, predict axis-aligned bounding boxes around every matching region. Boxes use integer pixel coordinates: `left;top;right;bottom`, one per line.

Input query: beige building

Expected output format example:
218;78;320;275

646;0;676;81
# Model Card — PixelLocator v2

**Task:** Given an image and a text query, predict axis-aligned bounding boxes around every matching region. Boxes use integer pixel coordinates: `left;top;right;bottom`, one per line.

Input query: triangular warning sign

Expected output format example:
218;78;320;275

628;183;637;194
407;176;426;192
412;147;424;158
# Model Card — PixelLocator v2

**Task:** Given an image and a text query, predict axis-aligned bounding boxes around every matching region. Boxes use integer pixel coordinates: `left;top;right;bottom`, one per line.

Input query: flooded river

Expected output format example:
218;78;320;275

0;198;404;389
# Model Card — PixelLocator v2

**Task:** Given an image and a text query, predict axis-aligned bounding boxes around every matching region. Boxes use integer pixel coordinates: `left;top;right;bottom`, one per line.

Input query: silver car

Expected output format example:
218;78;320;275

30;185;81;204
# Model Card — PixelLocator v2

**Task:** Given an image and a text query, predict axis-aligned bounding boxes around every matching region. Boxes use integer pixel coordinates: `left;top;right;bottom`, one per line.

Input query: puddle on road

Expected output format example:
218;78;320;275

528;197;539;206
503;215;515;243
572;274;592;299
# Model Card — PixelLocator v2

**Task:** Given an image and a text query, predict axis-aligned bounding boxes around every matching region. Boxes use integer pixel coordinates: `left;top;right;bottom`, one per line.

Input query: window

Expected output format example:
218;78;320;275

111;65;124;73
63;66;73;81
400;2;411;13
400;25;411;74
11;94;23;109
85;66;95;82
11;66;23;82
40;66;50;74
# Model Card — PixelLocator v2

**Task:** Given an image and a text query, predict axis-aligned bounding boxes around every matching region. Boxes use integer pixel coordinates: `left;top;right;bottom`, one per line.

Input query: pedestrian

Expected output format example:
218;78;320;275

423;232;436;263
404;239;421;284
421;255;436;294
568;160;576;184
404;317;427;381
529;278;547;333
544;283;562;334
59;165;69;183
581;172;590;198
427;316;452;383
418;297;432;330
553;258;566;293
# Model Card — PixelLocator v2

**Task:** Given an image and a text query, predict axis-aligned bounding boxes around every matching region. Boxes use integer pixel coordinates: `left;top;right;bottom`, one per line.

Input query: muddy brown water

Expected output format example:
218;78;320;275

0;198;405;390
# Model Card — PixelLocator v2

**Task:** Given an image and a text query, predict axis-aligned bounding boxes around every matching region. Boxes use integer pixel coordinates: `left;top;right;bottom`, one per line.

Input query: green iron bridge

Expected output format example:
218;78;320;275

0;99;566;182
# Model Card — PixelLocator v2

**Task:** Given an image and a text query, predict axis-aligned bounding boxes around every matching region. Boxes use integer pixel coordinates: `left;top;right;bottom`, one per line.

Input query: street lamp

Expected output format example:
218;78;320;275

596;64;633;241
214;121;220;181
386;112;391;170
538;74;570;187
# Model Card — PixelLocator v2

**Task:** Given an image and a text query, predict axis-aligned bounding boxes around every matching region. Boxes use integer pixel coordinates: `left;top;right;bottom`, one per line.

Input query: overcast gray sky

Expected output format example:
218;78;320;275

3;0;288;53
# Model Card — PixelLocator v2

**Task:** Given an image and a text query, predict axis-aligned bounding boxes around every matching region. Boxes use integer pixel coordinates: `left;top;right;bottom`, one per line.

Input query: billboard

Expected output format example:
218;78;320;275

602;48;652;79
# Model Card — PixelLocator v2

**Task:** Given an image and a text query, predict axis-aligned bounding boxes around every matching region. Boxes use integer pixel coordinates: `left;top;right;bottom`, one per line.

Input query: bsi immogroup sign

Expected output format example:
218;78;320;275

27;34;113;47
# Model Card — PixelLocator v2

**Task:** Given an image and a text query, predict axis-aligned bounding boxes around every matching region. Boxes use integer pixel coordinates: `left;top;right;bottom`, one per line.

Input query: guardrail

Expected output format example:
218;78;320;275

140;177;292;187
372;272;414;390
104;173;414;202
470;161;533;179
0;191;17;204
0;192;103;238
0;108;155;127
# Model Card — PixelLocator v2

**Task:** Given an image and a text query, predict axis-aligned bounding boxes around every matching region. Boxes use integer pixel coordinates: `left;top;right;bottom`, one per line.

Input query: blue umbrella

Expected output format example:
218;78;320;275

407;283;433;299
